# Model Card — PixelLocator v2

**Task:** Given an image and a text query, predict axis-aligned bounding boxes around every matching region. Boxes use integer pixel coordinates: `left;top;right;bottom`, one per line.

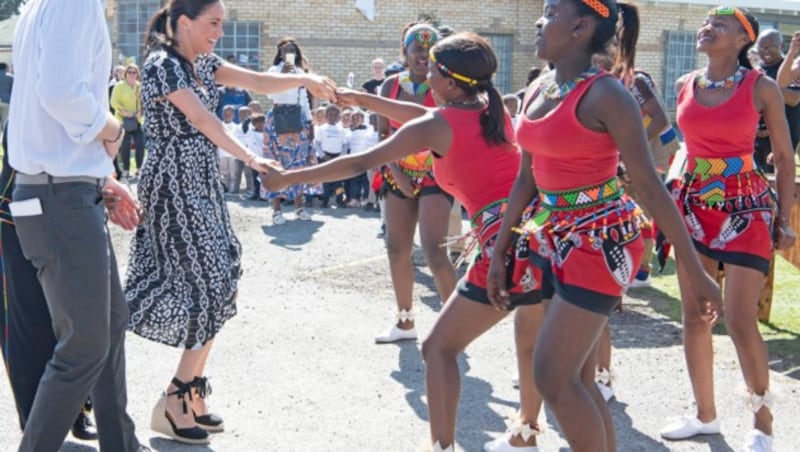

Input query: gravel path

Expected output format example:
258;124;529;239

1;196;798;451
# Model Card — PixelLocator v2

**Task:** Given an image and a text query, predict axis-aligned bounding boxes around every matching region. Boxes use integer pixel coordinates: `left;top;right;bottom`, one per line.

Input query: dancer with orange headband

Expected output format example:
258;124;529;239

371;23;457;344
262;32;546;452
658;8;795;451
487;1;723;451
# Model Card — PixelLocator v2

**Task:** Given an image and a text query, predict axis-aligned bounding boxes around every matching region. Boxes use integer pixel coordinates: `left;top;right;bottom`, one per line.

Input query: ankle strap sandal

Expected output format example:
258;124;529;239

191;376;213;399
167;377;195;414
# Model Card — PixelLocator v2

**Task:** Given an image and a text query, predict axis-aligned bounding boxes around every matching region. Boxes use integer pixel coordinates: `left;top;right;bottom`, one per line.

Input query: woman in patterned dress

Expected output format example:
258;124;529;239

262;38;321;224
127;0;335;445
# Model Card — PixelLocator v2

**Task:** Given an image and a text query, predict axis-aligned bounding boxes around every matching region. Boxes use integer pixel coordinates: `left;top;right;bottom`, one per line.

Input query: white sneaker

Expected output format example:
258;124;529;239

484;435;539;452
296;208;312;221
272;211;286;225
511;373;519;388
659;415;720;440
630;274;652;288
596;381;615;402
740;429;773;452
374;325;417;343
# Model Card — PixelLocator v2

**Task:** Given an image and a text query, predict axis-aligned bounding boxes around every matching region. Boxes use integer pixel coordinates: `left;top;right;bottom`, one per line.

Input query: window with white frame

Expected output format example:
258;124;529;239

662;30;697;110
117;0;162;65
216;22;262;71
487;34;513;94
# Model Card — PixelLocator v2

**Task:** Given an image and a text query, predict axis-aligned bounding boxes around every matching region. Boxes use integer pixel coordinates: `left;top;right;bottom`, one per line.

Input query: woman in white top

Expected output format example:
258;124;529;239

263;38;320;224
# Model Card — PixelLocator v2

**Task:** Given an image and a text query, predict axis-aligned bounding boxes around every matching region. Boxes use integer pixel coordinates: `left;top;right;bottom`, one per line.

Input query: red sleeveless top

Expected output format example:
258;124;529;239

434;107;519;217
388;74;437;172
515;72;618;191
676;69;761;158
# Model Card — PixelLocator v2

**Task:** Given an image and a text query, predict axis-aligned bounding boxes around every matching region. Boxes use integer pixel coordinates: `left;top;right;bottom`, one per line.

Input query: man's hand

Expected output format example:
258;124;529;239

103;177;140;230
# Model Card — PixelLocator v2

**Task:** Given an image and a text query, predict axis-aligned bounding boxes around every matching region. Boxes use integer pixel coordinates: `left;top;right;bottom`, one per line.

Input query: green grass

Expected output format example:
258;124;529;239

636;256;800;375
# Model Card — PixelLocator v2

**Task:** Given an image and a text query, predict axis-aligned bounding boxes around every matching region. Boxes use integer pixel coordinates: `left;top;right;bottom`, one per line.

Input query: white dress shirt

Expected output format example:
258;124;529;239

266;63;312;122
8;0;113;178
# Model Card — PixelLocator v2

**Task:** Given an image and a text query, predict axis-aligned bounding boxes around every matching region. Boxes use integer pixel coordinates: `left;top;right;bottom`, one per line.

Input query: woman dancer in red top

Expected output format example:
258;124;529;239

263;33;545;452
486;1;723;451
658;8;795;451
373;23;457;344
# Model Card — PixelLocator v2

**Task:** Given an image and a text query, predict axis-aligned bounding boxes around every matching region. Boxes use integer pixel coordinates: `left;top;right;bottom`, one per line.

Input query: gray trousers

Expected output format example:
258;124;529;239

12;181;139;452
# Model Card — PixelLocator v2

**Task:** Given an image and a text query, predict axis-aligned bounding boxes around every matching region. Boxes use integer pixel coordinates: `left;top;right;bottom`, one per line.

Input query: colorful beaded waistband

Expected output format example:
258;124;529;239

539;177;622;211
470;199;507;229
686;154;755;178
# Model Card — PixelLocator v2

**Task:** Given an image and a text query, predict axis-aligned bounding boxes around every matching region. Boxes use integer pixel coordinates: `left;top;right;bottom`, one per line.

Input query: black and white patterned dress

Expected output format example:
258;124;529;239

126;49;242;349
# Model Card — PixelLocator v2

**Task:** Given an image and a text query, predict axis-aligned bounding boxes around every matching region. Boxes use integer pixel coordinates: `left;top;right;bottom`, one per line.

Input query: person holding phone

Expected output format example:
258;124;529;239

263;37;319;224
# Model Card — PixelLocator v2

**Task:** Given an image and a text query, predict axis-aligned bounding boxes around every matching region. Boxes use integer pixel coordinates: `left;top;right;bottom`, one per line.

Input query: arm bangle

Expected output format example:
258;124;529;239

246;154;257;168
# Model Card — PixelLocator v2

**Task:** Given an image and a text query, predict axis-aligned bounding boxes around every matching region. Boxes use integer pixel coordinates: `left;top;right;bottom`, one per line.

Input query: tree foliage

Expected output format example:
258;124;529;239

0;0;22;22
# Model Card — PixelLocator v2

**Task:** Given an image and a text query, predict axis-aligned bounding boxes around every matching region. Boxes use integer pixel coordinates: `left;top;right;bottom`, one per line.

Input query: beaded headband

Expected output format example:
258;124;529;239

429;50;480;87
709;6;756;42
582;0;610;18
404;25;440;49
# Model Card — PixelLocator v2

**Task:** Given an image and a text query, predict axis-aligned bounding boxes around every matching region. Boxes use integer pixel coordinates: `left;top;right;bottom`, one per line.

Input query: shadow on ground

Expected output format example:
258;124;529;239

389;344;517;451
625;272;800;381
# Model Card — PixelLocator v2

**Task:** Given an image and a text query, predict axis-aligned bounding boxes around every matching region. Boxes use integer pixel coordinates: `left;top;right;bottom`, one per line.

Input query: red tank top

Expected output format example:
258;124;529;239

676;69;761;158
515;72;618;191
388;74;437;171
434;107;519;217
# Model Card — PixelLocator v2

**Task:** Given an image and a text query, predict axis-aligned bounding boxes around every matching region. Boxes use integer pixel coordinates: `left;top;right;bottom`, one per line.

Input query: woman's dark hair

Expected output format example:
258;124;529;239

735;9;760;69
272;37;308;71
144;0;219;56
573;0;640;80
431;32;508;146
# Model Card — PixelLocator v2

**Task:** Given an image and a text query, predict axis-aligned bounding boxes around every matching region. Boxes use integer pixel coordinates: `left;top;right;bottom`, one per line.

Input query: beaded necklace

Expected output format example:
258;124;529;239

447;96;482;108
541;67;600;100
399;71;430;96
695;67;746;90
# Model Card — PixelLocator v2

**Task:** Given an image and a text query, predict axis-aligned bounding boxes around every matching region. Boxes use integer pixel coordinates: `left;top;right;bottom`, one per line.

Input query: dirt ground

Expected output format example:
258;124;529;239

1;195;798;451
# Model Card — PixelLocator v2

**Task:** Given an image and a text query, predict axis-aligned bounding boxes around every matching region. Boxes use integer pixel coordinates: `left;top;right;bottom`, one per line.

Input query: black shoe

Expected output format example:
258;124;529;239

72;410;98;441
377;224;386;238
191;376;225;433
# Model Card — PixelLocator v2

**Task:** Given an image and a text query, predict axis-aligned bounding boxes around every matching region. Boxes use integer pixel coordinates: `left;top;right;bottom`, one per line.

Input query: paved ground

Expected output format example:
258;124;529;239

1;195;798;451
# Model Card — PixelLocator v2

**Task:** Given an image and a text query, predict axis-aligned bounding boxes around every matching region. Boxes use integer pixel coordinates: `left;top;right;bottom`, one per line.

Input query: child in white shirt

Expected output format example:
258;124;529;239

346;108;378;207
313;105;350;207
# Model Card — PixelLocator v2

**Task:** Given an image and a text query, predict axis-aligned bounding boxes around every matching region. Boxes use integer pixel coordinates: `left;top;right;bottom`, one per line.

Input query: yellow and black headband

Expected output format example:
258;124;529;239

429;50;482;87
709;6;756;42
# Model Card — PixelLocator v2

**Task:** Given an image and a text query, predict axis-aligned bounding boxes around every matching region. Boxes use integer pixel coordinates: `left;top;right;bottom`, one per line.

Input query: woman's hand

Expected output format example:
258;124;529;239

392;170;416;198
335;88;363;108
789;31;800;58
302;74;337;101
260;168;288;192
249;156;282;174
487;256;512;311
774;216;797;250
103;177;141;231
689;272;724;324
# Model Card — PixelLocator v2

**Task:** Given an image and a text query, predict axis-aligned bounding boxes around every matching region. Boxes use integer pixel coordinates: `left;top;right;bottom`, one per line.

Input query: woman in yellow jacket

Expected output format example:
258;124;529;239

111;63;145;178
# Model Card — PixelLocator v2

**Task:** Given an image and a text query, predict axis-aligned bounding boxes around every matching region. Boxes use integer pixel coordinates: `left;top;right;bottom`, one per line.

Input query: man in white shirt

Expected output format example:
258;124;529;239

7;1;142;450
